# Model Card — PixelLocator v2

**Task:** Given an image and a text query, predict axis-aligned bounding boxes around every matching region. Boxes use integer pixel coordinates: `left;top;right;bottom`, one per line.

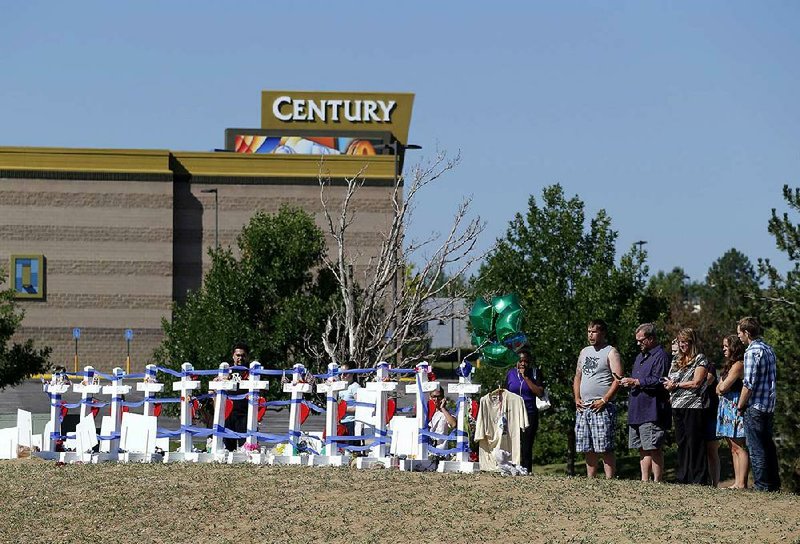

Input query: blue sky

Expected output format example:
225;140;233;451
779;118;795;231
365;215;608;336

2;2;798;282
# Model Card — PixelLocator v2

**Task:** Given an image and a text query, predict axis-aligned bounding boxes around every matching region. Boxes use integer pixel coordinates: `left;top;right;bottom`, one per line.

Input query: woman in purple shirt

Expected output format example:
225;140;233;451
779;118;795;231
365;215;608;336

505;349;545;473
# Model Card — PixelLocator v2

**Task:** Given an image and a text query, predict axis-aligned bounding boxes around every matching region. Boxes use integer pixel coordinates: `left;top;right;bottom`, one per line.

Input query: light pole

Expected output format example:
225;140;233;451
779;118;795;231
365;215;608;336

381;141;422;364
382;141;422;184
201;188;219;249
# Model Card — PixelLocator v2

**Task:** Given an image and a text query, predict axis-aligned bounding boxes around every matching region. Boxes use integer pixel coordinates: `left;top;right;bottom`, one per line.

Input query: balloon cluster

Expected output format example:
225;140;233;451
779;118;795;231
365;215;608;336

469;293;528;367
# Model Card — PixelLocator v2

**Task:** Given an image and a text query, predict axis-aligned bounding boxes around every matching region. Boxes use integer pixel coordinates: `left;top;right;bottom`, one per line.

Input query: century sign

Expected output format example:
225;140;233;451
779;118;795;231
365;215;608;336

261;90;415;144
272;96;396;123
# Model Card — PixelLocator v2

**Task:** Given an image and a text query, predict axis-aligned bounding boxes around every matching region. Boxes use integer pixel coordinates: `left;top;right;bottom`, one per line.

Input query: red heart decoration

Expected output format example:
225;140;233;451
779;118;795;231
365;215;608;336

257;397;267;422
427;399;437;422
386;398;396;423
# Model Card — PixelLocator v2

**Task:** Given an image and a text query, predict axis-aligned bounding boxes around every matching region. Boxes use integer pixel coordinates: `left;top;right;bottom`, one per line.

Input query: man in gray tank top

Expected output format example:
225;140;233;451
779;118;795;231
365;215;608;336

573;319;623;478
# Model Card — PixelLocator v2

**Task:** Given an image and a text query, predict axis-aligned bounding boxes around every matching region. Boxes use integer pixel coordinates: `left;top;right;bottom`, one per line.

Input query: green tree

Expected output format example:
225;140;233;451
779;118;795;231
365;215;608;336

758;185;800;491
155;206;337;375
0;270;51;389
473;184;650;472
647;252;762;366
645;267;698;332
700;249;762;360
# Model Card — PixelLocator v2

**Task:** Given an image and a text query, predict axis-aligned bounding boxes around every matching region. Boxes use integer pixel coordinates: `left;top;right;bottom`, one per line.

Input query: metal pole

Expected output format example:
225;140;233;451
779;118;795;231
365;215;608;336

126;339;131;374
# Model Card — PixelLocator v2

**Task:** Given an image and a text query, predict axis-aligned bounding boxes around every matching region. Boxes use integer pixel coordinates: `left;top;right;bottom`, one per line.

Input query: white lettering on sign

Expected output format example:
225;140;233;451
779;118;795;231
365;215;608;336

272;96;397;123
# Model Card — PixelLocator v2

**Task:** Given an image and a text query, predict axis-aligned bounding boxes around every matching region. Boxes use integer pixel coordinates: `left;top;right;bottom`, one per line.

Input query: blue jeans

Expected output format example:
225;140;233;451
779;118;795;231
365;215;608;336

743;407;781;491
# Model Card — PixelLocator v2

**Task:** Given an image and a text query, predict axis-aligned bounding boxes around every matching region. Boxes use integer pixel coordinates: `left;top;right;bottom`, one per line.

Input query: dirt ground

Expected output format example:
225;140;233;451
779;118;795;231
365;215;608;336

0;459;798;544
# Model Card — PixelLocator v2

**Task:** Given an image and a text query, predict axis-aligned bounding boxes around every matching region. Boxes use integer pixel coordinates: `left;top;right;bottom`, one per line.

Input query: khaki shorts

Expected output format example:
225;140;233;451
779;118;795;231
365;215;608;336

628;421;665;450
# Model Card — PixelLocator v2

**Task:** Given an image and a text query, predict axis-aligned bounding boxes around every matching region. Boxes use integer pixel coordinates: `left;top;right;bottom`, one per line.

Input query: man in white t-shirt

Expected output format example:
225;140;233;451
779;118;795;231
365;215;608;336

338;362;361;436
429;386;457;448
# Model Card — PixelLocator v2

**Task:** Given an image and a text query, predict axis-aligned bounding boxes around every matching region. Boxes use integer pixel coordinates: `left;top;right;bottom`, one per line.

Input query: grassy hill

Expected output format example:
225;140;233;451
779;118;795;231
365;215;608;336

1;459;798;543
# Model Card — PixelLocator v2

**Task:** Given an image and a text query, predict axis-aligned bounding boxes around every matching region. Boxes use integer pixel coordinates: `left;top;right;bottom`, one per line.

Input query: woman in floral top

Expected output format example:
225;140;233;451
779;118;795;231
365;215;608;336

716;334;749;488
664;328;710;485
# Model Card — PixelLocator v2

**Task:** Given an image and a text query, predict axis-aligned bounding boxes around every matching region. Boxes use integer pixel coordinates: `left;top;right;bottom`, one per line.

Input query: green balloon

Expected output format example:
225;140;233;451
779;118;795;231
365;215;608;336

469;297;494;336
482;343;520;367
471;332;488;348
491;293;521;316
496;305;525;342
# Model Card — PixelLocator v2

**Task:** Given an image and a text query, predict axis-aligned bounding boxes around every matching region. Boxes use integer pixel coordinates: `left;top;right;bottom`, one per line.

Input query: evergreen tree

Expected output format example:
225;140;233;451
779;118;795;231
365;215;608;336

473;184;651;472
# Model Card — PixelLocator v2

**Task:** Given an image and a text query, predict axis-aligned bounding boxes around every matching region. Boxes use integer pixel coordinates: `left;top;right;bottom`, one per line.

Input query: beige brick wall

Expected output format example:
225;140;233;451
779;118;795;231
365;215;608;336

2;166;396;373
0;175;174;372
12;326;165;373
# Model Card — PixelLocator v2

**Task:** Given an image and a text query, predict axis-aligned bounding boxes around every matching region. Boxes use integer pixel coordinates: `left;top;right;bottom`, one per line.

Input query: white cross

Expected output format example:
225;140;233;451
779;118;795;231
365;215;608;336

441;361;481;471
239;361;269;451
315;362;347;456
404;361;440;461
43;379;70;452
136;364;164;417
364;361;398;459
72;365;102;424
101;367;131;454
282;363;312;454
208;362;238;453
171;362;200;454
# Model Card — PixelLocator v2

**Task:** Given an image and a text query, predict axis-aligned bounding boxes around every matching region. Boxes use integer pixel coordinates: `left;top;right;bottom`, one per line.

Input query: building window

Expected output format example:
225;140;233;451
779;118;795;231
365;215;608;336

10;254;45;300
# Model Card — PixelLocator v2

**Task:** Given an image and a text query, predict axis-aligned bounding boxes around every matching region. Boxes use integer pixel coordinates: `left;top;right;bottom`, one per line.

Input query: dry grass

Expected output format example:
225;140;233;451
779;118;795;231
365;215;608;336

0;458;799;544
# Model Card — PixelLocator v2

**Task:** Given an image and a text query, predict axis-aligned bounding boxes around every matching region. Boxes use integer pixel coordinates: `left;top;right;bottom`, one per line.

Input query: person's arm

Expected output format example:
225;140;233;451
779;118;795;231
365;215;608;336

737;386;752;414
573;359;584;411
523;369;544;398
738;346;756;413
438;398;457;428
591;348;622;412
741;346;759;393
678;362;708;390
343;383;359;414
627;352;667;390
716;361;743;395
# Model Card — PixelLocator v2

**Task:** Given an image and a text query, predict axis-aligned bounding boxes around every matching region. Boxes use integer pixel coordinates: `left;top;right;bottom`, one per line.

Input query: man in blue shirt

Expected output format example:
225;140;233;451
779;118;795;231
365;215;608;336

736;316;781;491
620;323;670;482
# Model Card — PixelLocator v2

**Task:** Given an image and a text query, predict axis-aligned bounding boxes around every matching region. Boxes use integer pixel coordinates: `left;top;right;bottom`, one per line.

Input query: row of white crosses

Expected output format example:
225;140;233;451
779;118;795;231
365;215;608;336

38;360;482;472
43;366;132;459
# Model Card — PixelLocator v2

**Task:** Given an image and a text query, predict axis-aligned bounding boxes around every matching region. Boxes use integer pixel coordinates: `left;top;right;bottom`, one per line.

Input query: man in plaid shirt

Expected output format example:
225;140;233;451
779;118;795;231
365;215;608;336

736;316;781;491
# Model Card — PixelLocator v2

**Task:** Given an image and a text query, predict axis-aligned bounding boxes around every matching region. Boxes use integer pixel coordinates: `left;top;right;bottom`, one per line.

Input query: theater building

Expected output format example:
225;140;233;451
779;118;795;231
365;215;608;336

0;90;415;371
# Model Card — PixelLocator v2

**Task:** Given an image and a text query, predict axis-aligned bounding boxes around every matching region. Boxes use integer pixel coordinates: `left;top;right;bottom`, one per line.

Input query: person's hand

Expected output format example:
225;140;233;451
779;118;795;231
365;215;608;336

620;377;636;388
663;379;677;391
575;398;585;411
590;398;607;413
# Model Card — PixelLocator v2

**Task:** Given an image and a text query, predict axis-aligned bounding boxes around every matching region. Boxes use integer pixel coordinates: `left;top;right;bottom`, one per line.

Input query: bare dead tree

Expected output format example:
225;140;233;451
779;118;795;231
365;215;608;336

316;149;487;368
